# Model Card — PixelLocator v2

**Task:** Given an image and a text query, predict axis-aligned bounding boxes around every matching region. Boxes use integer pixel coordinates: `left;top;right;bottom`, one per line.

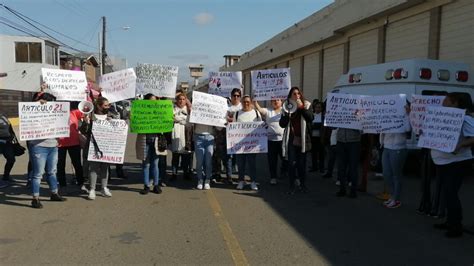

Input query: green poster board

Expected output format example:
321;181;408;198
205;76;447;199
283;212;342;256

130;100;174;133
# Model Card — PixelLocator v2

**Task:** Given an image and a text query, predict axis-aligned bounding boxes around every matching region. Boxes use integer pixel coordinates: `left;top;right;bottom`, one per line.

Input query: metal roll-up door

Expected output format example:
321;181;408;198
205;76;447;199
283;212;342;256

303;52;320;102
277;61;288;69
244;72;251;95
323;44;344;96
385;12;430;62
289;58;302;90
439;0;474;68
349;29;378;69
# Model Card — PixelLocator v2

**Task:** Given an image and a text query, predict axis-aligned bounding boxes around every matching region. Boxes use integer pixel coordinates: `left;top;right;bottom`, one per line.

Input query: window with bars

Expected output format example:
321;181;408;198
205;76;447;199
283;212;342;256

15;42;42;63
45;43;58;65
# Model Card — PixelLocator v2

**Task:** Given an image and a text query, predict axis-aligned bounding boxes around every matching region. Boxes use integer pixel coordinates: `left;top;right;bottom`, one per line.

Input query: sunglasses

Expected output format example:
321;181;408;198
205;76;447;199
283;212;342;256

232;94;241;98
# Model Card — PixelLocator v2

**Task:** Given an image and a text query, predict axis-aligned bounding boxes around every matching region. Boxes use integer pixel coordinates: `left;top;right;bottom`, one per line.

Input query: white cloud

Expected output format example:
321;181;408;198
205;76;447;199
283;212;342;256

193;12;214;25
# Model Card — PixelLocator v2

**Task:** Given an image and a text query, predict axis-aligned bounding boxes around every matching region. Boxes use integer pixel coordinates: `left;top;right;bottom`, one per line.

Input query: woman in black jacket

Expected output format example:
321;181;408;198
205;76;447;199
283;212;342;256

279;87;314;194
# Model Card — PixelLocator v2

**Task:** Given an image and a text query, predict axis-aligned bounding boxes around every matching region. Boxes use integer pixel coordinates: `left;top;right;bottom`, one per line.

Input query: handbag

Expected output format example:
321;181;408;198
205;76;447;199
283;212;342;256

9;126;25;157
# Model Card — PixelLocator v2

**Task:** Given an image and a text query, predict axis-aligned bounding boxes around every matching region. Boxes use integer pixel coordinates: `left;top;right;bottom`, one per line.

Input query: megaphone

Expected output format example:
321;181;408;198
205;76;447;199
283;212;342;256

78;101;94;114
282;99;297;114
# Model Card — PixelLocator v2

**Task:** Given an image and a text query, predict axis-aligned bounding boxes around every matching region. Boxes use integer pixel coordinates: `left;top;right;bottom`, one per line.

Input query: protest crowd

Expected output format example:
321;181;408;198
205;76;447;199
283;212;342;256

0;65;473;239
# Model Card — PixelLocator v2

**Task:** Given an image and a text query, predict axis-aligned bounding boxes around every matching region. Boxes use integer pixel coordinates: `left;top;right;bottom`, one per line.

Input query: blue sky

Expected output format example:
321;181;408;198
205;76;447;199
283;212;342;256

1;0;333;82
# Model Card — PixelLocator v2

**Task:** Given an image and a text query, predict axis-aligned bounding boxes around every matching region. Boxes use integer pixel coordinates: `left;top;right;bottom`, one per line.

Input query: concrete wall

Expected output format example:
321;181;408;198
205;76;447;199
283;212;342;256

0;35;59;117
222;0;474;101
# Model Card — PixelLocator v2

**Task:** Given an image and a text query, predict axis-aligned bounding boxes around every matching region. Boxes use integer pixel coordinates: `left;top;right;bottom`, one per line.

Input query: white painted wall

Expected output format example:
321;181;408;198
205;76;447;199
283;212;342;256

0;35;59;92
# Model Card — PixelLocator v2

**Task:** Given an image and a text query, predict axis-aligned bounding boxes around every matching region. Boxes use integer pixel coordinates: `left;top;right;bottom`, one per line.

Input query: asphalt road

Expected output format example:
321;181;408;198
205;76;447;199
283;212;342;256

1;132;473;265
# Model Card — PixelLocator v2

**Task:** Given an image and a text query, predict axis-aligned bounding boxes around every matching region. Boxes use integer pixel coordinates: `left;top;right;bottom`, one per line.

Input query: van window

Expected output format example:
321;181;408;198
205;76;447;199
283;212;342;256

421;90;447;96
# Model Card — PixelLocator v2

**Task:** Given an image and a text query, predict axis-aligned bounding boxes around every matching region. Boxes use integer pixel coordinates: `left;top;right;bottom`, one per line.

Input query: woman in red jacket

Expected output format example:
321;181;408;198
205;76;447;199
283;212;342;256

57;102;85;194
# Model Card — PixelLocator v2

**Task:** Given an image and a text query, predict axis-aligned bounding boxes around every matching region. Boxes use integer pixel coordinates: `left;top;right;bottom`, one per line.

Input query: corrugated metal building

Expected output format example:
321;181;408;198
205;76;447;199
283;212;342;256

221;0;474;102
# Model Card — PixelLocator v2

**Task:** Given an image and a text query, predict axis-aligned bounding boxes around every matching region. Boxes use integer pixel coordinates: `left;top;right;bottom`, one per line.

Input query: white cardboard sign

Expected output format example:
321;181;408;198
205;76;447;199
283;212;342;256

226;122;268;154
189;91;228;127
41;68;87;101
410;95;445;135
417;106;465;153
135;63;178;98
99;68;137;103
208;71;242;97
18;102;70;141
324;93;363;130
359;94;408;133
87;119;129;164
251;68;291;100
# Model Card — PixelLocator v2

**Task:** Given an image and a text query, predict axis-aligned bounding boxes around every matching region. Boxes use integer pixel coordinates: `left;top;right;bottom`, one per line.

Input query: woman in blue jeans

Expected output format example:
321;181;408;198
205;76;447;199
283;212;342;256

380;132;408;208
29;92;66;208
193;124;214;190
136;94;161;195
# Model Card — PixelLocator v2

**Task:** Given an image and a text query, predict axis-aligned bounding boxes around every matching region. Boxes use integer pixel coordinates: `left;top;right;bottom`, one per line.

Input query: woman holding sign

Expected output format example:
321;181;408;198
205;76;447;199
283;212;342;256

279;87;314;194
431;93;474;238
233;95;262;191
29;92;67;208
254;98;285;185
79;97;115;200
135;94;162;195
171;93;193;181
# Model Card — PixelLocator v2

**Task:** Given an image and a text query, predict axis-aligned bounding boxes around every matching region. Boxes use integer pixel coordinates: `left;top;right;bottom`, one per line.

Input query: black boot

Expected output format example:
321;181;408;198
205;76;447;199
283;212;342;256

140;186;150;195
153;186;162;194
31;198;43;209
50;193;67;201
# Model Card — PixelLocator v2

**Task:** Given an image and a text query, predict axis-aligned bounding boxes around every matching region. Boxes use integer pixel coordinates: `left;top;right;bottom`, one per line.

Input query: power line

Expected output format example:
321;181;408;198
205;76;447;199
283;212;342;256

1;4;93;53
53;0;88;18
0;16;40;37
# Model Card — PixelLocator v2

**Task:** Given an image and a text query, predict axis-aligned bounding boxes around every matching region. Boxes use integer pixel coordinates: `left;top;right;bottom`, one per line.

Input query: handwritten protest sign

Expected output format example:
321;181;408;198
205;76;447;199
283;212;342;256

135;63;178;98
226;122;268;154
417;106;465;152
41;68;87;101
208;71;242;97
18;102;70;141
410;95;445;135
251;68;291;100
358;94;408;133
324;93;363;130
130;100;174;133
189;91;228;127
87;119;128;164
99;68;137;103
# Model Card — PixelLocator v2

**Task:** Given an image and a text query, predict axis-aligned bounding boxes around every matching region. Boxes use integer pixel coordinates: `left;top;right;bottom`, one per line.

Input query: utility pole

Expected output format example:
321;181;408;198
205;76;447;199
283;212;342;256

101;16;106;74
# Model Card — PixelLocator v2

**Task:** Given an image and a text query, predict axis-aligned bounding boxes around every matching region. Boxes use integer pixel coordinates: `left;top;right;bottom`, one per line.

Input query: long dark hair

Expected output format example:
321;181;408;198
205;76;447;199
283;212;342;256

287;86;306;103
144;93;156;100
446;92;473;112
94;96;109;113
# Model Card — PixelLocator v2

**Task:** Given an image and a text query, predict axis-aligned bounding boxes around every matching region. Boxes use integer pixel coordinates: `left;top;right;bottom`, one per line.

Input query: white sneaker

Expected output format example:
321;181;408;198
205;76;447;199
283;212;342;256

335;180;341;186
101;187;112;197
383;199;394;206
88;189;96;200
236;181;245;190
270;178;277;185
80;185;89;193
197;179;203;190
204;180;211;190
250;181;258;191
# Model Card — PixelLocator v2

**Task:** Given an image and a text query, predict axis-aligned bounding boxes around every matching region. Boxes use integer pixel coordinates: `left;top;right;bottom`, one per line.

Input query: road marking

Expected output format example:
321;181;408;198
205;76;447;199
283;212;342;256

206;190;249;266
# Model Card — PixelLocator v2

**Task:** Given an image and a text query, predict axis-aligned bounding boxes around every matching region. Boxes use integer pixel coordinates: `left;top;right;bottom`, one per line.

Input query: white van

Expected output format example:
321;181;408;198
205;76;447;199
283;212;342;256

330;59;473;150
332;59;473;100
